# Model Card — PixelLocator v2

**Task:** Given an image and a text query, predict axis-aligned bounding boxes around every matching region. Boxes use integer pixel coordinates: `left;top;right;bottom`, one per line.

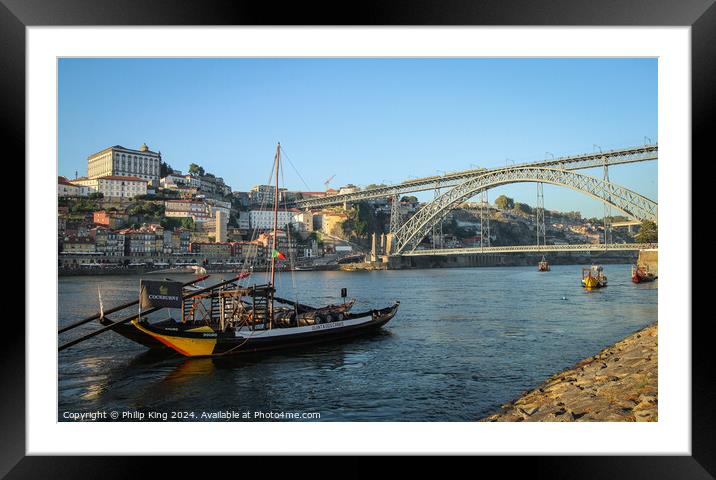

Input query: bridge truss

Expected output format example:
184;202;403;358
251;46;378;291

391;167;658;255
293;144;657;209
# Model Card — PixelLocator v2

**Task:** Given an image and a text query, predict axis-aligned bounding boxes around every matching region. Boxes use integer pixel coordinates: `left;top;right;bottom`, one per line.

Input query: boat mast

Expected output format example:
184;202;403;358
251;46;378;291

270;143;280;287
268;142;281;329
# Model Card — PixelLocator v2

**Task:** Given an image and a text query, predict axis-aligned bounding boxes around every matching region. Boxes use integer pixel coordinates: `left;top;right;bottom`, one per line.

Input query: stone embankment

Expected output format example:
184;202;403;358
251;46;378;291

481;323;657;422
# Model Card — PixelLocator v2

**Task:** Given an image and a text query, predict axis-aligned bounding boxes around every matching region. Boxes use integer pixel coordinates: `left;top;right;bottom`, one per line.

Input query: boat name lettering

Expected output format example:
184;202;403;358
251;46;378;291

312;321;344;331
147;294;181;302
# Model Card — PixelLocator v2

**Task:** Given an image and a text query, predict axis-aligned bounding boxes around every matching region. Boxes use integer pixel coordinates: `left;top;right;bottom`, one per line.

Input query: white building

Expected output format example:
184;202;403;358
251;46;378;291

72;175;148;199
87;143;161;186
160;171;189;189
249;208;301;230
58;176;82;197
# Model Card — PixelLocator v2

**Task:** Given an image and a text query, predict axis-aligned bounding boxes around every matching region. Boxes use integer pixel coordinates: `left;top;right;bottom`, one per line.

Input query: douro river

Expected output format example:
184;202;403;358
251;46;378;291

58;265;656;421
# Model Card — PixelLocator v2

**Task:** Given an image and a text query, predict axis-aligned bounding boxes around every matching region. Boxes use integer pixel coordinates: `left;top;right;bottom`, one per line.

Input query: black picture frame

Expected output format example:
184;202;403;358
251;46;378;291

5;0;707;477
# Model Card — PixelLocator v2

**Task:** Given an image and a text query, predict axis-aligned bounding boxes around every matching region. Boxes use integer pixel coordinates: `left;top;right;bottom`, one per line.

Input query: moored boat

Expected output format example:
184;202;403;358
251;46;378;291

581;264;607;289
538;255;550;272
631;264;656;283
59;143;400;358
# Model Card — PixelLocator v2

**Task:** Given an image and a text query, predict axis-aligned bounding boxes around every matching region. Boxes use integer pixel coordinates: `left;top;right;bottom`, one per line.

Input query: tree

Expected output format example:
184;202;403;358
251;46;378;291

180;217;195;231
160;217;182;229
513;202;533;215
188;163;205;176
401;195;418;203
495;195;514;210
635;220;658;243
160;161;174;177
88;192;104;200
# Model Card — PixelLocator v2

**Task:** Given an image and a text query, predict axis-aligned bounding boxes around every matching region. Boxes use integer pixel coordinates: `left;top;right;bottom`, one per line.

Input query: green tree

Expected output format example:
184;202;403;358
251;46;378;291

513;202;533;215
401;195;418;203
635;220;658;243
180;217;195;231
88;192;104;200
160;217;182;229
495;195;514;210
160;161;175;177
188;163;205;176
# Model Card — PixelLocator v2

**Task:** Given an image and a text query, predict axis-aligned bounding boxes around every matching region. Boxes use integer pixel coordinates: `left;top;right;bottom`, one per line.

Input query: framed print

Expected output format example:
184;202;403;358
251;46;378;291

6;0;710;476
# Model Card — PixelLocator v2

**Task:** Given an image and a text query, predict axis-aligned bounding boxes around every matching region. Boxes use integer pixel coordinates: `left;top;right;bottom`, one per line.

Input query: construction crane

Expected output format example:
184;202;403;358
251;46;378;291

324;174;336;190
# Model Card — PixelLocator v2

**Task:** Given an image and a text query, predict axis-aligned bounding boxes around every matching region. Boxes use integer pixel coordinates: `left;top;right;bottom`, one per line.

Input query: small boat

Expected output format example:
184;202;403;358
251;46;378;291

631;264;656;283
538;255;550;272
146;265;207;275
582;264;607;289
292;265;315;271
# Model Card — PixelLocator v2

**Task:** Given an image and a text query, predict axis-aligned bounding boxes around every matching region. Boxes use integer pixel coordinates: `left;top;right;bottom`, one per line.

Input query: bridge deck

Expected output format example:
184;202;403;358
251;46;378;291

401;243;657;256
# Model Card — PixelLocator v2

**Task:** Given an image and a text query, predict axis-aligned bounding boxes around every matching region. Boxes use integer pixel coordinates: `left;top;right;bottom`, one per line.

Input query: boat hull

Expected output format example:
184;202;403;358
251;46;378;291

131;302;400;357
581;277;606;289
632;273;656;284
100;317;169;349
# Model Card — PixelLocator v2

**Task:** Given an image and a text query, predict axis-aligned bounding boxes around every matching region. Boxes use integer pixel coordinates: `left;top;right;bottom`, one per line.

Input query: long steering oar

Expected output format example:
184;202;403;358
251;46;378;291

58;274;250;352
58;275;210;334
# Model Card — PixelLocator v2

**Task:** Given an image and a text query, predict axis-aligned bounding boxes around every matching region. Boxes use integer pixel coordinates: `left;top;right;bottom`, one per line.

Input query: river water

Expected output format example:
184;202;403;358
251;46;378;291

58;264;657;421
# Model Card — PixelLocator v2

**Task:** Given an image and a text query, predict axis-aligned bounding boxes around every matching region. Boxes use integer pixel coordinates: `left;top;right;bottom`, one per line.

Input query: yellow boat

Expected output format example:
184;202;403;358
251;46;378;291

581;265;607;289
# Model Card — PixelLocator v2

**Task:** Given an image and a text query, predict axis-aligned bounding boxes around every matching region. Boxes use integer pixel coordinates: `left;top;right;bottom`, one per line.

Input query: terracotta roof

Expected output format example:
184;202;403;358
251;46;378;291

58;176;75;186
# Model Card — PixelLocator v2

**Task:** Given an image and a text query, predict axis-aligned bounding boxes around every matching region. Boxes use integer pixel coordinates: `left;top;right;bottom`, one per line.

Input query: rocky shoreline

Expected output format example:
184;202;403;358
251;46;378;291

481;322;658;422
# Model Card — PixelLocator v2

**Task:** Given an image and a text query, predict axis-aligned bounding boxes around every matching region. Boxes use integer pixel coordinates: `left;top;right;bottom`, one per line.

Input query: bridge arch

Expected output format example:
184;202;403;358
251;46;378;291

391;167;658;255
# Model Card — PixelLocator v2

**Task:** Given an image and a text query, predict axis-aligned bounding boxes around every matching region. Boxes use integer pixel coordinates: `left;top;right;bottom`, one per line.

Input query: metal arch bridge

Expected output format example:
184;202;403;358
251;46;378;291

292;144;657;209
402;243;658;256
390;166;658;255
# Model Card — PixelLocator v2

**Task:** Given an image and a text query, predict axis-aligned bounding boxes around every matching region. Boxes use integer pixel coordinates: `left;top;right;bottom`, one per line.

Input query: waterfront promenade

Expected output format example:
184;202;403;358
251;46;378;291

481;322;658;422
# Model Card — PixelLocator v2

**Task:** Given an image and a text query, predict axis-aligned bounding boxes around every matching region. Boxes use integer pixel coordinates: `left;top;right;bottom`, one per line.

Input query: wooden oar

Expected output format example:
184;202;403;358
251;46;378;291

58;274;251;352
57;275;210;334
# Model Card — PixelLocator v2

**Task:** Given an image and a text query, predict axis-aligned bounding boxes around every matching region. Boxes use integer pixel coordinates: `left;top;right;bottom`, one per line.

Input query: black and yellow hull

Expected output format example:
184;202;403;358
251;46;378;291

130;302;400;358
100;317;169;349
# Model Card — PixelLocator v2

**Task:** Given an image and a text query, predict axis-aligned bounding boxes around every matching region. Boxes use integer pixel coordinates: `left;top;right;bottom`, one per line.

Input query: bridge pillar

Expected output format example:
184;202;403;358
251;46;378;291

370;232;378;262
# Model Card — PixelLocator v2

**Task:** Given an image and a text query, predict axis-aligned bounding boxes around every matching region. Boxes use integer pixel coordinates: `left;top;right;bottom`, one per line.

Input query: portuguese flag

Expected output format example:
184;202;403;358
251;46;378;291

272;249;286;260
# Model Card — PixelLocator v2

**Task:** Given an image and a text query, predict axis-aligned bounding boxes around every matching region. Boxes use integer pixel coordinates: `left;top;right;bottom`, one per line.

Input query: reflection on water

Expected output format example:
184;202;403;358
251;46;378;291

59;265;657;421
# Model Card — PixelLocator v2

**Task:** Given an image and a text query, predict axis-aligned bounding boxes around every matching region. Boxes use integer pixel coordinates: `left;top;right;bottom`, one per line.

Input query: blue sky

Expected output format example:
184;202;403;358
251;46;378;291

58;58;657;218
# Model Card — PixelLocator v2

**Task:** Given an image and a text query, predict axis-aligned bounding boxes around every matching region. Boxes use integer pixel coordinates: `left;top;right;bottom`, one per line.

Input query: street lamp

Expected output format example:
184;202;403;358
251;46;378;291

593;144;602;154
546;152;554;160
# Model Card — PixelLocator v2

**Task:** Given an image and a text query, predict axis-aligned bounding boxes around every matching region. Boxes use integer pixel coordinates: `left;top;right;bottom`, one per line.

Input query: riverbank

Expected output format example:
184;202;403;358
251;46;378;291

481;322;658;422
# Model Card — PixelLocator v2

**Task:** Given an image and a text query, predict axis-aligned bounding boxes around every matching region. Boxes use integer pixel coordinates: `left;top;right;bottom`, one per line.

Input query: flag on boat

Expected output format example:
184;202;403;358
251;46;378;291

140;280;183;309
272;249;286;260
